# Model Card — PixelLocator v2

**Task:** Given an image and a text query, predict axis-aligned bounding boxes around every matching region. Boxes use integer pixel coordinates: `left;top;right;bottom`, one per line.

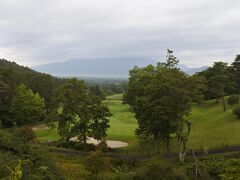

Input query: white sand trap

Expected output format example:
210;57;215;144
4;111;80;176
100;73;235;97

32;124;128;148
32;124;50;131
70;137;128;148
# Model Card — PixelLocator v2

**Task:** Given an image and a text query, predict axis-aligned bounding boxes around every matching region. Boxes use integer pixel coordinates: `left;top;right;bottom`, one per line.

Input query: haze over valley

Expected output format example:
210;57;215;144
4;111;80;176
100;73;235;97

33;57;208;77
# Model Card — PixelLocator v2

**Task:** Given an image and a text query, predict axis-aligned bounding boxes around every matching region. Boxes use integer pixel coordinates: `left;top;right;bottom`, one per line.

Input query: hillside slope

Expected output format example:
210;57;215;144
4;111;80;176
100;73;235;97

189;99;240;149
0;59;65;104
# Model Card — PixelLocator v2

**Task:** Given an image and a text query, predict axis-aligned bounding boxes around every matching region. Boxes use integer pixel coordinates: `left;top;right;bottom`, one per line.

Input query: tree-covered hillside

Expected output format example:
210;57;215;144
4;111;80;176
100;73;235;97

0;59;66;127
0;59;65;104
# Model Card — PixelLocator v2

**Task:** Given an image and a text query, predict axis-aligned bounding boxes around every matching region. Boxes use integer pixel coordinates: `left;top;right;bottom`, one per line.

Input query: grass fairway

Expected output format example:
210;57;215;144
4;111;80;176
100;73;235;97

188;99;240;149
36;94;240;150
35;127;60;142
104;94;138;149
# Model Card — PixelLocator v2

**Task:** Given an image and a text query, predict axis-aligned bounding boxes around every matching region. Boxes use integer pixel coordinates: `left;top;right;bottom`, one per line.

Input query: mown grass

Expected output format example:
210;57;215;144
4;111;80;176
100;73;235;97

35;127;59;142
36;94;240;150
188;98;240;149
104;94;138;149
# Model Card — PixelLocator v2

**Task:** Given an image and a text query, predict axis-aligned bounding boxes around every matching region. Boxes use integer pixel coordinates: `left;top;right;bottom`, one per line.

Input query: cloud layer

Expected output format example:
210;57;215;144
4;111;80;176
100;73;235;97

0;0;239;66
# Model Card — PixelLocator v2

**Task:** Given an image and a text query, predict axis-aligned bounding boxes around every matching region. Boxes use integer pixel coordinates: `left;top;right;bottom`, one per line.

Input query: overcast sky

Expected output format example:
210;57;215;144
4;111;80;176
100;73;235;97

0;0;239;67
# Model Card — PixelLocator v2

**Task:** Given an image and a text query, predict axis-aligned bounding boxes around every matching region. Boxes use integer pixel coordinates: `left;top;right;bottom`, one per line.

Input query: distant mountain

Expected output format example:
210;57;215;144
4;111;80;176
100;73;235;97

177;64;209;75
33;58;208;77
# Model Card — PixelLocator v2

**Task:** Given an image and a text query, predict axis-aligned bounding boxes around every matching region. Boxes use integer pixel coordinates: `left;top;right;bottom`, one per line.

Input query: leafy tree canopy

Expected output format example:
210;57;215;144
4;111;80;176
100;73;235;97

52;78;111;144
10;83;46;125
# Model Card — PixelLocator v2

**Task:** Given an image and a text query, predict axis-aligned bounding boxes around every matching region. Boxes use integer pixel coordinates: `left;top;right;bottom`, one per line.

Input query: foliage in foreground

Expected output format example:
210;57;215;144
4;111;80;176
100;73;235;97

232;106;240;119
227;95;239;105
0;129;62;179
198;153;240;180
53;150;240;180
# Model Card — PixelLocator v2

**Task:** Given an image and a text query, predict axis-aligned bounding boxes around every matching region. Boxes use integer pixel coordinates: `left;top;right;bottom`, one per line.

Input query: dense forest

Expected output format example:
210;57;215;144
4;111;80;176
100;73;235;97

0;53;240;179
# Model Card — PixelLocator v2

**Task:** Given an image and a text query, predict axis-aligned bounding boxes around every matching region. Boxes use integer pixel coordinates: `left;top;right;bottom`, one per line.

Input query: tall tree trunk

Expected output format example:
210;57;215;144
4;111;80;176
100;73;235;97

222;96;226;112
178;121;191;164
166;136;170;153
66;136;70;142
83;128;87;144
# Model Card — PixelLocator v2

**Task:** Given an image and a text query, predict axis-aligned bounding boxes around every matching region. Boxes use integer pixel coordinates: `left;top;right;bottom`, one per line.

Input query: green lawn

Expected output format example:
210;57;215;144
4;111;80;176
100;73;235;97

36;94;240;150
104;94;138;148
188;99;240;149
35;127;60;142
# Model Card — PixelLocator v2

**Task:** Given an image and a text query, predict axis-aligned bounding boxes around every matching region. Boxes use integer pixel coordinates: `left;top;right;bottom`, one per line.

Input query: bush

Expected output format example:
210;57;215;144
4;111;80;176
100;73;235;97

200;154;240;179
84;151;108;179
57;141;96;151
233;106;240;119
96;140;109;153
111;157;138;170
134;160;176;180
0;130;62;179
13;126;36;141
228;95;239;105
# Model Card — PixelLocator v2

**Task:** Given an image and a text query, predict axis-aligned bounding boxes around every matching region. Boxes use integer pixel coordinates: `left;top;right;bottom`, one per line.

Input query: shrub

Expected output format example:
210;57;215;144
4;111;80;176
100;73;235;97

0;130;62;179
135;160;176;180
233;106;240;119
13;126;36;141
200;154;240;179
111;157;138;170
96;140;109;153
84;151;108;179
228;95;239;105
57;141;96;151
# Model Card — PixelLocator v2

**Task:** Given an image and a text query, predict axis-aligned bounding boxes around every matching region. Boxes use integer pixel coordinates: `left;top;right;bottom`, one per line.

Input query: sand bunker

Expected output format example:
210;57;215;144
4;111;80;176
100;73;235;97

32;124;128;148
32;124;50;131
71;137;128;148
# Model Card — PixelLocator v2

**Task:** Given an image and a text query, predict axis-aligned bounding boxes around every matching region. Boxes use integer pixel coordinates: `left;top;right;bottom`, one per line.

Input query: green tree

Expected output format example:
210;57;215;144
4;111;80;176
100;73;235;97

207;62;233;111
125;50;197;159
187;74;207;103
125;50;205;162
88;96;111;140
52;79;88;142
10;84;46;125
200;61;236;105
0;77;12;127
90;85;106;100
230;55;240;93
158;49;179;68
52;78;111;144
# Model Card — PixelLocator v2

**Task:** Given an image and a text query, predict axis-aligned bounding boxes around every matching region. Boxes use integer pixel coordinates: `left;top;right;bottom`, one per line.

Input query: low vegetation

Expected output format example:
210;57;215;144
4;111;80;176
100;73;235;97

233;106;240;119
0;129;62;179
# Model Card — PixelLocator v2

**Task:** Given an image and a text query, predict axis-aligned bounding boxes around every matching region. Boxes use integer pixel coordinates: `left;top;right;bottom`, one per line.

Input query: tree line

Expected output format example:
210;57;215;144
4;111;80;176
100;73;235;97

124;50;240;162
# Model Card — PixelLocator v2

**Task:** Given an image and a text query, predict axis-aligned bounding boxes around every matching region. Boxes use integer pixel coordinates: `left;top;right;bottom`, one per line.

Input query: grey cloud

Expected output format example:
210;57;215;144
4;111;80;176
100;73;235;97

0;0;239;66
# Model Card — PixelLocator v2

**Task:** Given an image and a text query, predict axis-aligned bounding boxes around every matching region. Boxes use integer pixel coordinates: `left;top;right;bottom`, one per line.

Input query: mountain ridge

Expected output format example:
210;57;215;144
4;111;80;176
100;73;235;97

33;58;208;77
